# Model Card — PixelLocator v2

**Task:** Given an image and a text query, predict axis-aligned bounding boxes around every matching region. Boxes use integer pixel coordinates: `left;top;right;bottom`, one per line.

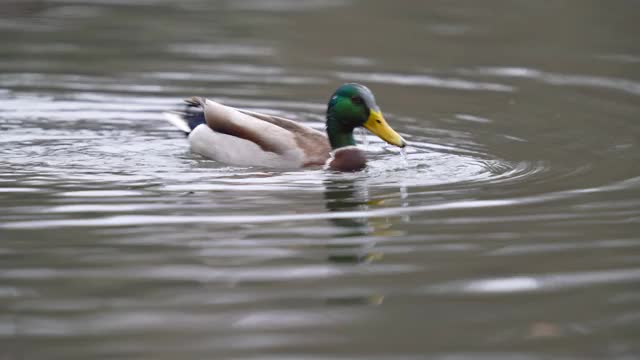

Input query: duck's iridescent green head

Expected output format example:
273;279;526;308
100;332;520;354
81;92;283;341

326;83;406;150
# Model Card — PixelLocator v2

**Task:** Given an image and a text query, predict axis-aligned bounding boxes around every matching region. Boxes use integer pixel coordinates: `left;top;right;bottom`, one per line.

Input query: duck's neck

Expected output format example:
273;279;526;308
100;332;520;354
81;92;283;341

326;115;356;150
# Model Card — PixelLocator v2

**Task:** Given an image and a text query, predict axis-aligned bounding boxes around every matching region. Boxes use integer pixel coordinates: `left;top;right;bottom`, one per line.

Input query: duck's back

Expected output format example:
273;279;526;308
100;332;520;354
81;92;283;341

234;108;331;166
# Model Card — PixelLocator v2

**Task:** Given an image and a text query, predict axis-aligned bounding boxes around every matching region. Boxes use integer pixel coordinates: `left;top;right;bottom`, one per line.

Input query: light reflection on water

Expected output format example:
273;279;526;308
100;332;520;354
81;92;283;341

1;0;640;359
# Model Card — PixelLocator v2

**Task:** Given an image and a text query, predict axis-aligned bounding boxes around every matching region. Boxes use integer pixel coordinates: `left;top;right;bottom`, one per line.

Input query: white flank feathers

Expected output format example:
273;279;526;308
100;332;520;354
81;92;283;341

188;124;304;168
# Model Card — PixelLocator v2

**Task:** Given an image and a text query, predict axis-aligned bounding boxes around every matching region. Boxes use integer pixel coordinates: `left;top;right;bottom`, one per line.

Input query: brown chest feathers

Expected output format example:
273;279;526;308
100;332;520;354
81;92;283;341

327;146;367;172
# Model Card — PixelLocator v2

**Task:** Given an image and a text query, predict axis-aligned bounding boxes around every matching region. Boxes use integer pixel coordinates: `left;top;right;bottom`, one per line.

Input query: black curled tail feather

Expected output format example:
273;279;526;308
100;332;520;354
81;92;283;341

162;96;207;135
182;97;207;131
184;96;206;108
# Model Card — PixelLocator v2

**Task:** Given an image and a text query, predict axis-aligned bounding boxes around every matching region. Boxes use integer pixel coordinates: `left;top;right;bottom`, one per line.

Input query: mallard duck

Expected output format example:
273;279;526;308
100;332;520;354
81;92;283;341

163;83;406;171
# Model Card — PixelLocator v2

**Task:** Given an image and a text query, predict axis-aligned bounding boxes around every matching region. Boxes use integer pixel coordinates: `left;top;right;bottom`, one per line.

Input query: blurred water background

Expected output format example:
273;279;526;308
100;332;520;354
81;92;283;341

1;0;639;359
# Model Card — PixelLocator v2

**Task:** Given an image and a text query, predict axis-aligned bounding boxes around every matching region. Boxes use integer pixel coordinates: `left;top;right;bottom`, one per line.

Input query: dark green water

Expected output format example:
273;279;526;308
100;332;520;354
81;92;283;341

1;1;640;359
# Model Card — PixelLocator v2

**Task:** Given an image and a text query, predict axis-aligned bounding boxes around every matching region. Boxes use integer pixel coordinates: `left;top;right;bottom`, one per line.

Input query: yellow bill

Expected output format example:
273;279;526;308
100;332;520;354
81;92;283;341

363;110;406;147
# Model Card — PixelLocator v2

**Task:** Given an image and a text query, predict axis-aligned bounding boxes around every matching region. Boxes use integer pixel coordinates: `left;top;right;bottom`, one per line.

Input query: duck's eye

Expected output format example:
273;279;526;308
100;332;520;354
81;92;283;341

351;96;364;105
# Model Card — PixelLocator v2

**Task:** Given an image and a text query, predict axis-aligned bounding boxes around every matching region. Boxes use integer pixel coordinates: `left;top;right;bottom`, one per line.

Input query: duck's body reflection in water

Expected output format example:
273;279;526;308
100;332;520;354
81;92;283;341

322;176;409;306
323;176;409;264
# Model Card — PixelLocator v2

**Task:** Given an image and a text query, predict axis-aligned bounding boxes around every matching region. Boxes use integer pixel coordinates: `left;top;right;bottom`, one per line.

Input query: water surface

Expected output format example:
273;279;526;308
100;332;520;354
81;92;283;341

1;1;640;359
